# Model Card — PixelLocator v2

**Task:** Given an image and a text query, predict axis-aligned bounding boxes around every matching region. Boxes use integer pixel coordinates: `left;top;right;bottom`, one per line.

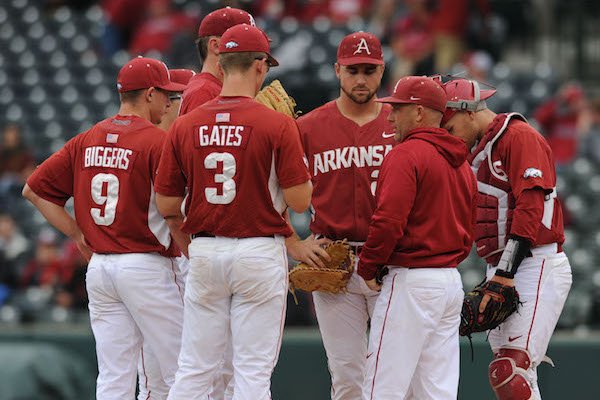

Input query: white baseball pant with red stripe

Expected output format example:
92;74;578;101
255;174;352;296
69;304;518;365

167;236;288;400
86;253;184;400
486;243;572;399
363;267;464;400
313;258;379;400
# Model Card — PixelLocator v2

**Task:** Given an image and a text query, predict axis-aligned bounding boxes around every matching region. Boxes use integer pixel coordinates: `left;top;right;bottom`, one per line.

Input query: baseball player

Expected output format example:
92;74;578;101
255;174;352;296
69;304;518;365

179;6;255;115
154;25;312;400
156;68;196;131
441;77;572;399
358;76;477;400
288;31;395;400
22;57;187;399
138;67;194;400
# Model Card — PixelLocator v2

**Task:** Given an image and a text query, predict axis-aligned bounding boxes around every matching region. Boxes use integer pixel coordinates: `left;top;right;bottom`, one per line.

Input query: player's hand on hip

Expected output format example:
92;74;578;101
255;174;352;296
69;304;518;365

478;274;515;314
286;234;332;268
74;231;92;261
364;278;382;292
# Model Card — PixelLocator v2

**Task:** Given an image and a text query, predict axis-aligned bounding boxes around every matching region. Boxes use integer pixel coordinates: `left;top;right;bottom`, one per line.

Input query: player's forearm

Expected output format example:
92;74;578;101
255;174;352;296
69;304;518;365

164;216;191;258
22;184;79;239
358;215;404;280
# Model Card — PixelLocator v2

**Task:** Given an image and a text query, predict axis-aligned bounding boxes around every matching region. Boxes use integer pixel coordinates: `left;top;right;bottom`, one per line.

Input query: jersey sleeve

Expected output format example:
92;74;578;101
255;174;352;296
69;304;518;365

358;149;418;280
180;90;215;116
26;138;75;206
503;123;556;198
275;118;311;188
510;188;545;243
154;123;187;197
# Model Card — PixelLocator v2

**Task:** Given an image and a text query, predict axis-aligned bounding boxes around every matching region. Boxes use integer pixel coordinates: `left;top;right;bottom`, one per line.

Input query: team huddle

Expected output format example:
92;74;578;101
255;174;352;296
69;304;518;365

21;6;572;400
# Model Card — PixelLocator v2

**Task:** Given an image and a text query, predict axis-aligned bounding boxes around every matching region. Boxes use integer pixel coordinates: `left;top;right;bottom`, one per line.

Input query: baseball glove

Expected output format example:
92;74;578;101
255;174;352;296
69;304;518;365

460;280;520;337
289;240;355;295
255;79;299;118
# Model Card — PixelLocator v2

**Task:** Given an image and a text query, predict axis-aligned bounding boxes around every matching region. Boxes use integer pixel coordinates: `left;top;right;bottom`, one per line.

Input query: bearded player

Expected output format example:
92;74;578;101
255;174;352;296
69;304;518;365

442;77;572;399
287;32;395;400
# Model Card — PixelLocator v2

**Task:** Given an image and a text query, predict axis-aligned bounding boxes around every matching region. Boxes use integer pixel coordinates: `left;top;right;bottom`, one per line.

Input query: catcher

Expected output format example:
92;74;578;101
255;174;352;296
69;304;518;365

442;77;572;400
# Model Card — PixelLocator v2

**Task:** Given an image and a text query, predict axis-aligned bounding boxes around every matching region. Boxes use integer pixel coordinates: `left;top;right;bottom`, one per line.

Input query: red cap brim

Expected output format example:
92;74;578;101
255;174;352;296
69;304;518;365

375;96;412;104
338;56;384;66
157;82;188;92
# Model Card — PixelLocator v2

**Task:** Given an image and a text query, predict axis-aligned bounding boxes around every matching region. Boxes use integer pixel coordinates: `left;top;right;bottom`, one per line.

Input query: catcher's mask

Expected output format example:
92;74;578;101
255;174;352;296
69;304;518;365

433;75;497;125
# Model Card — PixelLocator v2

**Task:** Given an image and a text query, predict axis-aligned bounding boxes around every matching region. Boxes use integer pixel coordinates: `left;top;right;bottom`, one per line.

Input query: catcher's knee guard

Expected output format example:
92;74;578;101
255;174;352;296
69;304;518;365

488;348;533;400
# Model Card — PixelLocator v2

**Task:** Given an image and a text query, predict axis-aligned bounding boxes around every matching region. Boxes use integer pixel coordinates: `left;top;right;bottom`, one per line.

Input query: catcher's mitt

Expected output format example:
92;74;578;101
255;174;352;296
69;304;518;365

289;240;355;296
255;79;299;118
460;280;520;337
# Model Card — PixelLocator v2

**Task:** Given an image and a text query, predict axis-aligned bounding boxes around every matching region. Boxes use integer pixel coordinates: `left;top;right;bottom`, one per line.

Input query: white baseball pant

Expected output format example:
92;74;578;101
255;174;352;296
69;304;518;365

363;267;464;400
167;236;288;400
313;261;379;400
486;243;572;399
86;253;184;400
137;256;189;400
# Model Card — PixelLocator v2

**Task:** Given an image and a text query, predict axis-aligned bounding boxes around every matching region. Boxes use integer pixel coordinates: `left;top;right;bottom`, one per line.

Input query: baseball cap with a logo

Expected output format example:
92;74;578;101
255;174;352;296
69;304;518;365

117;57;187;93
376;76;447;113
337;31;384;66
219;24;279;66
198;7;255;37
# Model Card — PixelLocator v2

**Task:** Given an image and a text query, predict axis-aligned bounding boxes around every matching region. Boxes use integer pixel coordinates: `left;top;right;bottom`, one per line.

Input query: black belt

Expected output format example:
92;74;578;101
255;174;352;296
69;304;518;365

191;232;215;239
191;232;275;239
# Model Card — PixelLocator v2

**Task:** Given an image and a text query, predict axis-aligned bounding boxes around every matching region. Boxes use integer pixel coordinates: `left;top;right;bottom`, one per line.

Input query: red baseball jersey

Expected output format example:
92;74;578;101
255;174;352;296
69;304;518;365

358;128;477;280
470;113;564;264
27;115;178;256
297;101;395;241
179;72;222;115
155;96;310;238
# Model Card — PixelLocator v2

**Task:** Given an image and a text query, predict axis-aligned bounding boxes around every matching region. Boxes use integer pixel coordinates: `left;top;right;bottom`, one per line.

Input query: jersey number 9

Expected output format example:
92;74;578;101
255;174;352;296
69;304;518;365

90;173;119;226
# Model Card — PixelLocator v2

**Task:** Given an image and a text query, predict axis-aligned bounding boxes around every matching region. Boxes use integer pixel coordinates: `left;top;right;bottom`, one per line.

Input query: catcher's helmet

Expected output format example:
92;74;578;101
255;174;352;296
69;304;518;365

440;78;497;125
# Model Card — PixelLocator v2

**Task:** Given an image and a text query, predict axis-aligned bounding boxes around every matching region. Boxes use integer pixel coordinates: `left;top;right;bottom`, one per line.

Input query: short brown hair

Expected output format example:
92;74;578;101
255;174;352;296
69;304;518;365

219;51;267;74
196;36;211;63
119;89;145;103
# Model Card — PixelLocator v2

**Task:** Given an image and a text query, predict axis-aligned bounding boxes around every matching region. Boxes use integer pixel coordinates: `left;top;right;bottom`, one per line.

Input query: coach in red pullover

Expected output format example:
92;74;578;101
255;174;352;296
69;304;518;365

358;76;477;400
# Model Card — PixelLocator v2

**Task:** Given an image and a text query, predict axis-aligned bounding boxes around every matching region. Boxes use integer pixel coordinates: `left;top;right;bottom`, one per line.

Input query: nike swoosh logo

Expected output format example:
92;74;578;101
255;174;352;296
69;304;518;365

367;352;374;359
410;96;421;101
476;245;486;252
382;132;395;138
508;335;523;342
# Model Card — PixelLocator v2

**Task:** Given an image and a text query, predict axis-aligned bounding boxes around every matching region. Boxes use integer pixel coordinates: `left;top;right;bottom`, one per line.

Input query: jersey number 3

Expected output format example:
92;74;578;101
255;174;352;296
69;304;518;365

204;152;236;204
90;173;119;226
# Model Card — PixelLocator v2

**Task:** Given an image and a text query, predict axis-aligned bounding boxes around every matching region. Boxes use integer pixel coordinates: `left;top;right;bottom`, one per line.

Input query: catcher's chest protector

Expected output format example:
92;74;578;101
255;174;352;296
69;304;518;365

469;113;526;265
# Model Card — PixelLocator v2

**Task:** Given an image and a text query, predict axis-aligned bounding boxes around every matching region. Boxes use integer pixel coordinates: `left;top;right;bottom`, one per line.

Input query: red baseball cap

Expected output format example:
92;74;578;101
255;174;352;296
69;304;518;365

198;7;255;37
117;57;187;93
169;69;196;86
376;76;446;113
219;24;279;67
337;31;384;66
442;78;496;124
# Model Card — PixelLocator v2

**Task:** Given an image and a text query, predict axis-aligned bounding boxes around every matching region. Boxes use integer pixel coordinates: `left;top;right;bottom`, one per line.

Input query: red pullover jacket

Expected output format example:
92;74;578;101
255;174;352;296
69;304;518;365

358;127;477;280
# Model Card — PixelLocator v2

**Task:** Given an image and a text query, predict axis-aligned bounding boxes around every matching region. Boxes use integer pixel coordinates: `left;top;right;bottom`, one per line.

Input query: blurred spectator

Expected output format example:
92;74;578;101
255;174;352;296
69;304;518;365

389;0;434;82
129;0;197;56
55;240;88;310
0;213;30;304
462;50;494;82
0;124;35;204
582;97;600;165
19;229;65;290
101;0;149;55
429;0;490;73
534;83;591;166
252;0;373;24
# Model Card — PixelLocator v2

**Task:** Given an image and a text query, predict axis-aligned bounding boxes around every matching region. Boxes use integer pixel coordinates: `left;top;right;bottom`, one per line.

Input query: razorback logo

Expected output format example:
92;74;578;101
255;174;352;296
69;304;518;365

523;167;542;179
